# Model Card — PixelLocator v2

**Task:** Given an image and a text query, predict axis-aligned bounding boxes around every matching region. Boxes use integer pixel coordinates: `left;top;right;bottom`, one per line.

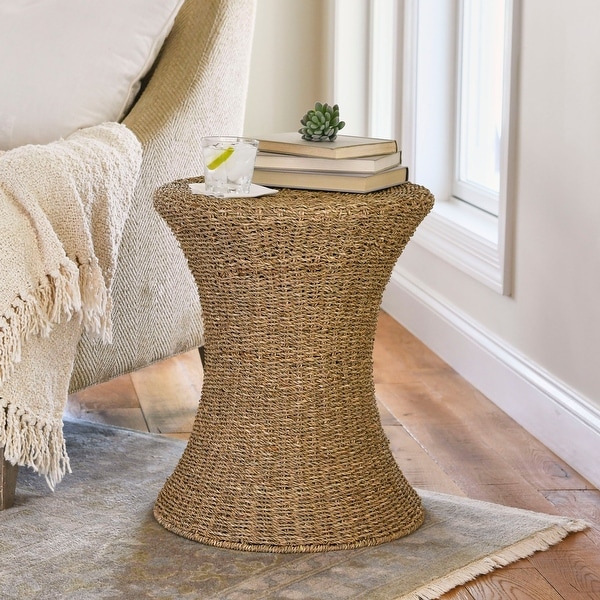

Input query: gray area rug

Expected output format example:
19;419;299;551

0;418;587;599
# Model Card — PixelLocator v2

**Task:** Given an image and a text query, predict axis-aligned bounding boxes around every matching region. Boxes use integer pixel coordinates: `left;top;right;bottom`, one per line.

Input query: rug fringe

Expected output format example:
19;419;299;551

0;261;81;385
398;519;589;600
0;398;71;490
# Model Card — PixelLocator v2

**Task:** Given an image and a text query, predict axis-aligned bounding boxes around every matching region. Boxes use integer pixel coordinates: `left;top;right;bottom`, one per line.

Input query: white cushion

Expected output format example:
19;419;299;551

0;0;185;150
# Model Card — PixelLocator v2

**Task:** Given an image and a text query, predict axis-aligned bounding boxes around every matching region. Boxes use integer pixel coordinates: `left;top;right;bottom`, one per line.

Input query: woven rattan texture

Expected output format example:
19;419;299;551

153;179;434;553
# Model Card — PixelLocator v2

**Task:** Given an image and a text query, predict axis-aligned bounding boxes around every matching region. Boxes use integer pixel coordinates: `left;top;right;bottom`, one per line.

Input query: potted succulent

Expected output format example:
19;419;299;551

299;102;345;141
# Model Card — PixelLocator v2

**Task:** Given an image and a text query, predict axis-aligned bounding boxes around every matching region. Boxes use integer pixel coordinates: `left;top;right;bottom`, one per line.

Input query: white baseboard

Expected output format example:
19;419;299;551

382;267;600;490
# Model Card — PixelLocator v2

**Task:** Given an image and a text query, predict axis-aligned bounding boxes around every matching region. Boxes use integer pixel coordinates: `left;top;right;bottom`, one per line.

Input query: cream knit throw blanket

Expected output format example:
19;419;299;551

0;122;142;488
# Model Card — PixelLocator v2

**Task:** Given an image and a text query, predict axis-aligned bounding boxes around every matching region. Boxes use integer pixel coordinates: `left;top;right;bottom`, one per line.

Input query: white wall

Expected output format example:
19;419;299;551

244;0;600;486
244;0;331;138
400;0;600;403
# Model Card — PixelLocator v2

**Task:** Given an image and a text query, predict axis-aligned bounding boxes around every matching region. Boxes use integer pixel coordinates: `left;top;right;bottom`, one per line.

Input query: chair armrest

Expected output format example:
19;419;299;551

70;0;257;391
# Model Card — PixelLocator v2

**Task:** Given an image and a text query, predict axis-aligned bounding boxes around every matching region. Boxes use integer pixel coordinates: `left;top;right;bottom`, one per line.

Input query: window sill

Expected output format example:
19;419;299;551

411;197;510;294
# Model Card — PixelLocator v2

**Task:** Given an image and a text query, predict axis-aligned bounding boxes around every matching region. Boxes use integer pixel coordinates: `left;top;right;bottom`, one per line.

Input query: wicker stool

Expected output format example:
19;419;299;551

153;178;434;553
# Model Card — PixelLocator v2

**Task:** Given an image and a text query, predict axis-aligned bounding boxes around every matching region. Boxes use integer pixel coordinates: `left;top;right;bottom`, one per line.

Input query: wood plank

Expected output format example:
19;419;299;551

441;589;477;600
461;566;566;600
67;372;140;410
377;398;399;426
440;586;475;600
376;381;565;513
420;369;595;492
527;533;600;598
131;349;202;434
373;311;452;382
382;423;464;495
541;490;600;542
65;372;148;432
525;491;600;599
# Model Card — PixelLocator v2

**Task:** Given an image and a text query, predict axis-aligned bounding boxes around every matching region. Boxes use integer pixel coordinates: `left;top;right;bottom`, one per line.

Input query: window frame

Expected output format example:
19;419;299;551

402;0;520;295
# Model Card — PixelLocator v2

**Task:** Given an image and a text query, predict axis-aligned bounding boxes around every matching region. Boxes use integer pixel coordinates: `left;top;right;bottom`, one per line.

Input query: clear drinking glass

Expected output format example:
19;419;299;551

201;136;259;196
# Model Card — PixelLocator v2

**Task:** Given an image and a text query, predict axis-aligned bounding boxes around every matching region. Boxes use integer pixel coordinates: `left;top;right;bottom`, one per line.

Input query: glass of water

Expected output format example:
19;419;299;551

201;136;259;196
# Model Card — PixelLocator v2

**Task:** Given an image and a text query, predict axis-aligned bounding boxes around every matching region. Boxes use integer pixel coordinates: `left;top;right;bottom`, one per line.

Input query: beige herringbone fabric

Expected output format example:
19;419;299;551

69;0;258;391
153;180;434;552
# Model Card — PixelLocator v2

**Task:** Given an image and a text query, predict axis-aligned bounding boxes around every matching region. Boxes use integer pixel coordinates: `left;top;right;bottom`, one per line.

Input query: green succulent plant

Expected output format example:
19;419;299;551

299;102;346;141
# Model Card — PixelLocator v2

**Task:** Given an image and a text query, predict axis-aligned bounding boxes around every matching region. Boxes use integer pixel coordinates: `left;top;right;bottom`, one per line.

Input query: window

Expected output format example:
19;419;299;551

331;0;521;294
454;0;507;216
402;0;520;294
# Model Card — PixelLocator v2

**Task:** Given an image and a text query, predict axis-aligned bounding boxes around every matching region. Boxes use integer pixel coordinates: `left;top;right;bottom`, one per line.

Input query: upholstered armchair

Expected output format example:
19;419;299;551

72;0;257;391
1;0;257;509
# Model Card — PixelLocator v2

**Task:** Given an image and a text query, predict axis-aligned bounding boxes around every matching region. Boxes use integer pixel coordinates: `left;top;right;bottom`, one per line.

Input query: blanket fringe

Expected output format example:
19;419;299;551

0;398;71;490
0;260;81;385
77;258;113;343
400;518;589;600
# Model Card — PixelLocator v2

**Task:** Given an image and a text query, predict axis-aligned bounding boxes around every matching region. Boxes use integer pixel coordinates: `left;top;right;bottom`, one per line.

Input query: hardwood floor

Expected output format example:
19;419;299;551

66;311;600;599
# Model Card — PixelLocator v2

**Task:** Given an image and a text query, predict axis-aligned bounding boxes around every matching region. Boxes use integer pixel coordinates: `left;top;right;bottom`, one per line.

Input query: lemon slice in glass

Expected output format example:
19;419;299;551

207;146;234;170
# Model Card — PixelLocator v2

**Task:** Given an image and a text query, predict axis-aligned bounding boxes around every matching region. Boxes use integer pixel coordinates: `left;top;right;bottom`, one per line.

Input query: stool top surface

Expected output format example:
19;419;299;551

154;177;435;215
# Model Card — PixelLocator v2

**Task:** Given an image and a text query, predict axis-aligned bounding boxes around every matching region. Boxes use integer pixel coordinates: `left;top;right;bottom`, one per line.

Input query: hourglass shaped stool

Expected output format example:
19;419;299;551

153;178;434;553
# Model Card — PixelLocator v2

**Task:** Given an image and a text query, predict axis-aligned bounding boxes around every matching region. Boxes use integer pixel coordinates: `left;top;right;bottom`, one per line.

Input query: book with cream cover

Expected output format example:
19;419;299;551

255;151;402;174
252;164;409;193
256;132;398;160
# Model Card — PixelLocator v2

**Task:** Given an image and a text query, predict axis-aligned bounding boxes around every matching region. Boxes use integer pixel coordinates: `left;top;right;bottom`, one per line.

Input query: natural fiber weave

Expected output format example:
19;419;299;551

153;179;435;553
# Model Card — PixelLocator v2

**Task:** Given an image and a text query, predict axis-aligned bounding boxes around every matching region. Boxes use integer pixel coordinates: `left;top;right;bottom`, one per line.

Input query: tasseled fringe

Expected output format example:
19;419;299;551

0;260;81;385
0;399;71;490
77;258;112;343
402;518;589;600
0;254;114;386
36;261;82;325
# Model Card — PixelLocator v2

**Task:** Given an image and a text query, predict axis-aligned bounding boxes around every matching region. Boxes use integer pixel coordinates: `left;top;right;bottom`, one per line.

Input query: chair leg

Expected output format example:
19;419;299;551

1;447;18;510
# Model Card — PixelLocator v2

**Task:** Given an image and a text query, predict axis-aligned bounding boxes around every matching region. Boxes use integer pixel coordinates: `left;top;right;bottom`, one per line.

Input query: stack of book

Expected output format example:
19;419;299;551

251;132;407;193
